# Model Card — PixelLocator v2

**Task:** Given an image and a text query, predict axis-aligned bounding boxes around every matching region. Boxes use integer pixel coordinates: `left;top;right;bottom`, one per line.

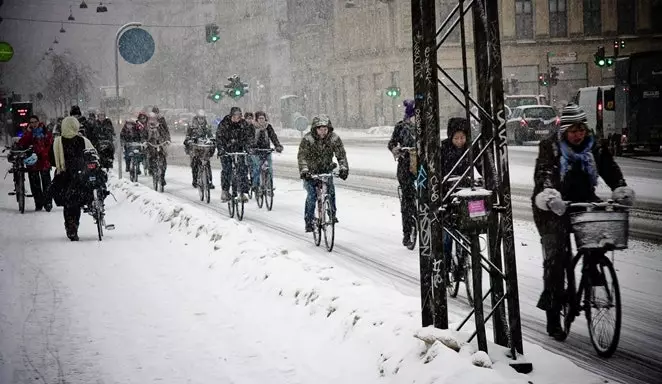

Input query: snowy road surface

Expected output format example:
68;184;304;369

1;163;610;384
131;163;661;384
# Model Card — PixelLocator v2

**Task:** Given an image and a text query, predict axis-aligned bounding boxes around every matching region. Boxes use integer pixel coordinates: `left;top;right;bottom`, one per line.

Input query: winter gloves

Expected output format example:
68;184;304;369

612;186;635;206
535;188;566;216
338;168;349;180
275;145;283;153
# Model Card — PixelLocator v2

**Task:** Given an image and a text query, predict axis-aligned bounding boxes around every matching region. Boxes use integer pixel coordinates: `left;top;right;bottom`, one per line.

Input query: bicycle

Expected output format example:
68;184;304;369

191;140;216;204
126;142;146;183
309;172;338;252
444;229;474;307
252;148;275;211
395;146;418;250
560;201;629;357
224;152;249;221
82;149;114;241
146;141;170;192
3;145;33;214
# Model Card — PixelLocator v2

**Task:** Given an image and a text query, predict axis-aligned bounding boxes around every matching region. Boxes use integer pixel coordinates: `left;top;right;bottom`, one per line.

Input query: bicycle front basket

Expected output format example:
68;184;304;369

570;209;629;250
192;143;216;159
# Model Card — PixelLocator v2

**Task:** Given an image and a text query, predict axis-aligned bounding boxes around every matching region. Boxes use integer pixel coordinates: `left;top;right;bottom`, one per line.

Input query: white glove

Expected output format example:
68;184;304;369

612;186;635;206
535;188;566;216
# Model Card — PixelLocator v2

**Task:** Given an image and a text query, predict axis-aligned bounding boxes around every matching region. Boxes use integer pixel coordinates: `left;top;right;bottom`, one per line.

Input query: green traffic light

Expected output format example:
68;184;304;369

234;89;241;96
606;58;614;66
211;36;218;42
213;94;220;100
598;59;605;67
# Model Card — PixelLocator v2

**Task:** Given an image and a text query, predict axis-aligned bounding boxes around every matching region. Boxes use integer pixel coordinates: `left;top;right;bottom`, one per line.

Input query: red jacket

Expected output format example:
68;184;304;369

18;124;54;171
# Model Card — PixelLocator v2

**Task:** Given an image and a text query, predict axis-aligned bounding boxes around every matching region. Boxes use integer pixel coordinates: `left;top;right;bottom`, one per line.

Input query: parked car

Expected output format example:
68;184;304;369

506;105;560;145
505;94;549;109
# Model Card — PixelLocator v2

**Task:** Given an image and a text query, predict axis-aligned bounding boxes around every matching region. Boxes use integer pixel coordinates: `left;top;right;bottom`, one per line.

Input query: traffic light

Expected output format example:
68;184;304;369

550;66;559;86
208;89;223;103
385;86;400;98
594;46;606;67
620;39;625;49
224;75;249;100
538;72;549;87
605;57;614;67
205;23;220;43
613;40;620;57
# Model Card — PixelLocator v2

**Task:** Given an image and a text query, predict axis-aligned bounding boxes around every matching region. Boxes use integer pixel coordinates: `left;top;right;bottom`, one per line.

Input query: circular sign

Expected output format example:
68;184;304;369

118;28;155;65
293;113;309;132
0;41;14;63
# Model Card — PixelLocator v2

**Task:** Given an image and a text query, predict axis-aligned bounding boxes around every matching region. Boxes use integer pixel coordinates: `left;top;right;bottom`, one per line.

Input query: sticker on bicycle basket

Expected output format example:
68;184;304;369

468;200;486;218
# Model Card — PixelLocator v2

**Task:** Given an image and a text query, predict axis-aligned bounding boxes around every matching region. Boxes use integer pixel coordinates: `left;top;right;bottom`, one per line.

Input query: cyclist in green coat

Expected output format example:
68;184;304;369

297;114;349;232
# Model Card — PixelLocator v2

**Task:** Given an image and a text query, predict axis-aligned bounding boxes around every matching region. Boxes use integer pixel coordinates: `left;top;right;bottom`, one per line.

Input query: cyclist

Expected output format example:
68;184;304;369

297;114;349;233
185;109;215;188
216;107;254;203
388;99;417;248
120;118;147;173
532;103;635;340
145;112;171;186
250;111;283;195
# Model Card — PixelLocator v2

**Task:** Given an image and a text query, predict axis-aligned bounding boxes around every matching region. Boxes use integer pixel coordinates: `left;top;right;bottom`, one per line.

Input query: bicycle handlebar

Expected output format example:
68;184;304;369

252;148;274;153
224;152;249;157
311;173;338;179
565;201;631;210
400;146;416;151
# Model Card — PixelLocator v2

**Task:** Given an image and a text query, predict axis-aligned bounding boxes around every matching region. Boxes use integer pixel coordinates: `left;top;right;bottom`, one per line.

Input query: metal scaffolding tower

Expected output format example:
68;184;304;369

410;0;532;373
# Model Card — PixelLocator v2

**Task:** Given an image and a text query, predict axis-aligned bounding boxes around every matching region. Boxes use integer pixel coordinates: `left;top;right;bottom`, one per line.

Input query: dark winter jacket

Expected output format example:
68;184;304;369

120;122;148;144
96;118;115;142
215;115;254;154
297;123;348;175
440;117;481;187
253;123;281;150
531;132;627;234
185;121;214;144
388;119;417;177
17;123;54;171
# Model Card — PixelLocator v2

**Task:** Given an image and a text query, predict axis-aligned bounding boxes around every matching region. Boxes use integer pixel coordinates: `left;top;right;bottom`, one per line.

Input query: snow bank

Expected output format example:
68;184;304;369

107;176;607;384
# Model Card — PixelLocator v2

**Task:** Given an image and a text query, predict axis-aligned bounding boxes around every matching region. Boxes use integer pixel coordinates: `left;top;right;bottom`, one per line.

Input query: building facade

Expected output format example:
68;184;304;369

213;0;662;128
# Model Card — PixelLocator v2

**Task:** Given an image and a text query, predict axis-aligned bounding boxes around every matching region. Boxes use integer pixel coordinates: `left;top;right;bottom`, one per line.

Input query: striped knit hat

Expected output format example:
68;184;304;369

559;103;587;129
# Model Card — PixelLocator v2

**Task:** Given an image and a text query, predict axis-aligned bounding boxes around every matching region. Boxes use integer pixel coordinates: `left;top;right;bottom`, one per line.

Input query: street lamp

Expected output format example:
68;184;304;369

80;1;88;9
115;22;142;179
97;2;108;12
53;37;59;44
68;6;75;21
59;22;66;33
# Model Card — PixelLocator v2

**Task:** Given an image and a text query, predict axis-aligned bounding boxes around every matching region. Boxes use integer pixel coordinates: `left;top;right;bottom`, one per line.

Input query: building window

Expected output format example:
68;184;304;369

652;0;662;33
617;0;636;35
515;0;533;39
583;0;601;35
549;0;567;37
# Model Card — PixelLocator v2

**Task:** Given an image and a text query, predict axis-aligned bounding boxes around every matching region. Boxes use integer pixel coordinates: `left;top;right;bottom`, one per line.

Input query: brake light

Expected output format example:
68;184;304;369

597;103;603;112
520;119;528;127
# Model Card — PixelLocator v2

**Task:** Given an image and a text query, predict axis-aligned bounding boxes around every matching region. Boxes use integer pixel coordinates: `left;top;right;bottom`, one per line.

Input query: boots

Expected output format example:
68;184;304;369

546;310;567;341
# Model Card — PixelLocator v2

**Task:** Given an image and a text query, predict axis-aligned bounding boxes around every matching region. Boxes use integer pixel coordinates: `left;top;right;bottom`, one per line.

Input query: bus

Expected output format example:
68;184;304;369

614;50;662;153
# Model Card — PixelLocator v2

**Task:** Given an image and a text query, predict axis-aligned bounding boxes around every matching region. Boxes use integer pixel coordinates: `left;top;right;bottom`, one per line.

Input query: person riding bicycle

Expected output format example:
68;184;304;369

145;112;171;186
388;99;417;248
120;118;148;173
185;109;215;189
297;114;349;233
532;103;635;341
216;106;254;203
92;112;115;168
250;111;283;194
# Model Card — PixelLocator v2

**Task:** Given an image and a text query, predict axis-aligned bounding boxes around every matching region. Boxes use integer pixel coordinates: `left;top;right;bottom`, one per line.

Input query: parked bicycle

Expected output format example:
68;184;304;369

146;141;170;192
560;201;628;357
82;149;114;241
224;152;249;221
3;145;34;214
192;139;216;204
252;148;275;211
126;142;146;183
309;171;338;252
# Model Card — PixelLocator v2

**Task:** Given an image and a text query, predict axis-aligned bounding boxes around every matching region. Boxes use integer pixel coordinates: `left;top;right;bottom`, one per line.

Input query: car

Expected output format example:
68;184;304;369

173;112;195;132
506;105;560;145
505;94;549;109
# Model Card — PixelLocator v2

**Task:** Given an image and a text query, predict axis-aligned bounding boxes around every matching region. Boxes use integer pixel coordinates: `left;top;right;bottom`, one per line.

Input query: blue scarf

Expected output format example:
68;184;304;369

559;136;598;187
33;127;45;139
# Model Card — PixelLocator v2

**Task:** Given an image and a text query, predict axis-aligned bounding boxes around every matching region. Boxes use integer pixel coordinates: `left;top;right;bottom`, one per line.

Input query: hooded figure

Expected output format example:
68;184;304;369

185;109;215;188
388;99;417;248
249;111;282;192
297;114;349;232
48;116;95;241
216;106;254;202
531;103;634;340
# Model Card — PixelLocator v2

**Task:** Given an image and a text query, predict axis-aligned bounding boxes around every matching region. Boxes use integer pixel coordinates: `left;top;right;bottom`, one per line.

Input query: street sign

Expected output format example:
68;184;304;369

118;28;155;65
549;52;577;64
0;41;14;62
293;113;309;132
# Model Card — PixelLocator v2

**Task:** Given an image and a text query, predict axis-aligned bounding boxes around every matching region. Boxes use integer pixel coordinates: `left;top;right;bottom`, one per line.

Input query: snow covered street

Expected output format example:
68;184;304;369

1;158;661;383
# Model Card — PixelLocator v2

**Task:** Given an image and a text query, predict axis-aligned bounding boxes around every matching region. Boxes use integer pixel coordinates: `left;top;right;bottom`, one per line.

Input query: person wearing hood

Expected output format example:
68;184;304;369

70;105;92;138
185;109;215;188
48;116;95;241
145;112;171;186
250;111;282;194
17;115;54;211
297;114;349;233
532;103;635;340
120;118;147;173
215;106;254;202
388;99;417;248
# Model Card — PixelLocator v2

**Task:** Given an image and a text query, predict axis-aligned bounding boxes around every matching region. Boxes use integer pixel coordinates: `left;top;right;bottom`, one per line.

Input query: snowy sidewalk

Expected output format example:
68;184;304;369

0;163;611;384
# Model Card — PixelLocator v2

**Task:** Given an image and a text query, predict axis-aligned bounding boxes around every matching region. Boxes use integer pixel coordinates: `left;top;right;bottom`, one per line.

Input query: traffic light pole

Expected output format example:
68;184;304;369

115;21;142;180
546;52;552;104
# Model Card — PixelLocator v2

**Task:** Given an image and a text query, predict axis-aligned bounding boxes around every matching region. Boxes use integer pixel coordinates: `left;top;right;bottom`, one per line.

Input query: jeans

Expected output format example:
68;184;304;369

28;170;52;208
221;156;249;193
303;178;336;224
251;153;272;187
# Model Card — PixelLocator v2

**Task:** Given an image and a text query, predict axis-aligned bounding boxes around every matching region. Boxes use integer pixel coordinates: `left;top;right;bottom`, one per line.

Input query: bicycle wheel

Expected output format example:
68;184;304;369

236;191;245;221
255;170;264;209
265;173;274;211
198;164;205;201
227;187;235;218
131;159;138;182
204;170;210;204
585;256;621;357
463;249;474;307
17;172;25;214
323;198;335;252
313;202;322;247
95;190;104;241
447;252;460;299
562;254;581;338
